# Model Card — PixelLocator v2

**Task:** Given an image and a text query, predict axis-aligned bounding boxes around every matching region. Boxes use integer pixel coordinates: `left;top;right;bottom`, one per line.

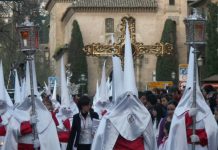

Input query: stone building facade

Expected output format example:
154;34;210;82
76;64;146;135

46;0;188;96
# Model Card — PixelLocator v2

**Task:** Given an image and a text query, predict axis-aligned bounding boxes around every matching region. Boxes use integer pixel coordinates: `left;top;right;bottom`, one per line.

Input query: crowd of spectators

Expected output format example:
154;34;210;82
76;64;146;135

138;85;218;148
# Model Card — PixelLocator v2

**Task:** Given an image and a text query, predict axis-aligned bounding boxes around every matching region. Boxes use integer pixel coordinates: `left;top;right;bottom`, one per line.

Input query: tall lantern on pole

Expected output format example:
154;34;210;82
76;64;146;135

16;16;40;149
183;8;206;150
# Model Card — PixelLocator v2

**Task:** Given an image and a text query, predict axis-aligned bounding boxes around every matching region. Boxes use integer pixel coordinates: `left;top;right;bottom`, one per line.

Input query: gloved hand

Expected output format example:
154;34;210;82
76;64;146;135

189;108;198;117
190;134;200;143
30;115;38;125
33;138;40;148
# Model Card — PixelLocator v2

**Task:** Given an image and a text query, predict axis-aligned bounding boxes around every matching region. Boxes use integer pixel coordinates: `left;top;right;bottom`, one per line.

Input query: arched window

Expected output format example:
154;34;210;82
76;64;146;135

105;18;114;33
169;0;175;5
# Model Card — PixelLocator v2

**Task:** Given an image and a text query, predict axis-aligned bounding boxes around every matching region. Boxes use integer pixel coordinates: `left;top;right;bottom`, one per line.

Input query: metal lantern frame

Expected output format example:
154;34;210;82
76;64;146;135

16;17;40;150
17;21;40;55
183;9;206;150
184;11;206;46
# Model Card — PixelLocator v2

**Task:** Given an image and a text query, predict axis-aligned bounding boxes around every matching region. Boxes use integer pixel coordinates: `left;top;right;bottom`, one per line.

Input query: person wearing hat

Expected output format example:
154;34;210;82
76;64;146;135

166;47;218;150
67;96;99;150
91;23;157;150
92;61;112;119
55;56;79;150
2;61;60;150
0;61;13;147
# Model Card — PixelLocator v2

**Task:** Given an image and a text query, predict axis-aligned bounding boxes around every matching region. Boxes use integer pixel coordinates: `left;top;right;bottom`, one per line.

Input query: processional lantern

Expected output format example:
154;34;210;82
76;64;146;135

16;16;40;55
184;9;206;46
16;17;40;148
183;8;206;150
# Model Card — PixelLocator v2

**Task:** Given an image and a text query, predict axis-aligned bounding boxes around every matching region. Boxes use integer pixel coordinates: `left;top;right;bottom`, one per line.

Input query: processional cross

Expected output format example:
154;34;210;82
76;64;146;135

83;16;173;60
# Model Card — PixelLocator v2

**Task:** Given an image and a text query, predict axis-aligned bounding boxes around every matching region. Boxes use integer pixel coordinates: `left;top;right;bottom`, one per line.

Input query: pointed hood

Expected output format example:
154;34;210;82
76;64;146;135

14;70;21;104
5;89;12;107
31;58;39;96
60;56;70;107
108;81;112;98
44;82;51;96
111;35;124;102
51;80;61;110
106;77;110;90
123;22;138;96
20;79;26;103
99;61;109;103
175;46;211;121
0;61;6;101
25;62;31;97
0;61;13;107
106;77;112;97
93;80;100;106
51;80;57;101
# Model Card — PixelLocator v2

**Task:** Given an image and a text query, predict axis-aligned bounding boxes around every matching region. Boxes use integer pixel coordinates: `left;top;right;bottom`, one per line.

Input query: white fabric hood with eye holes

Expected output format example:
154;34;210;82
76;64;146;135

91;22;156;150
59;56;78;117
166;46;218;150
14;70;22;105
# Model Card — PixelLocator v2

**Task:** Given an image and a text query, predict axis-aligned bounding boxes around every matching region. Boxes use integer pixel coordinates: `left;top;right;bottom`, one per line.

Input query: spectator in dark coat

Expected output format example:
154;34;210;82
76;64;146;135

67;96;99;150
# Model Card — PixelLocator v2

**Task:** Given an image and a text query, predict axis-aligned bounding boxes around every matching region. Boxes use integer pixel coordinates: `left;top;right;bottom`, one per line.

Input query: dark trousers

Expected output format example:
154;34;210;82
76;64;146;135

77;144;91;150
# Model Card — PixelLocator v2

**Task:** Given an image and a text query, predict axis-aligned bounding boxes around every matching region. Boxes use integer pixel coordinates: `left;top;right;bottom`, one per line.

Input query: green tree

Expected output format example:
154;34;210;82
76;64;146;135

68;20;87;91
0;0;51;89
204;2;218;77
156;19;178;82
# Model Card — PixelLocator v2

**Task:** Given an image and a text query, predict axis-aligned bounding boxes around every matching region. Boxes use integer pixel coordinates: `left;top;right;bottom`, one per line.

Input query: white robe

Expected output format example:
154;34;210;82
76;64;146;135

2;97;61;150
158;137;168;150
0;110;11;148
91;92;157;150
166;111;218;150
166;47;218;150
56;106;78;150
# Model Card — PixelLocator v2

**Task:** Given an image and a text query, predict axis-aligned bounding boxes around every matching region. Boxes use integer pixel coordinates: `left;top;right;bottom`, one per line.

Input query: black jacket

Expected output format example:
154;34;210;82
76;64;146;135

66;111;99;150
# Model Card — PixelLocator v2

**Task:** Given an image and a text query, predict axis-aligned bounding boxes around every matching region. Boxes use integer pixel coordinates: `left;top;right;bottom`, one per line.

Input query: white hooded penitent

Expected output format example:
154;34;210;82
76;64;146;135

24;62;31;98
20;79;26;104
0;61;13;107
51;80;57;101
51;80;60;110
91;22;156;150
123;22;138;96
31;59;40;96
14;70;21;104
44;82;51;96
166;47;218;150
99;61;109;103
111;35;124;103
93;61;111;117
93;80;100;107
58;56;78;115
60;56;70;107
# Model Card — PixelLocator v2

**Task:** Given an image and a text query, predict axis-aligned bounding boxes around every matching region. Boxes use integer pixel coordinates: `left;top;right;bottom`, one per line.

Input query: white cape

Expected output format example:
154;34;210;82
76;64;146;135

166;46;218;150
166;111;218;150
2;97;61;150
91;92;157;150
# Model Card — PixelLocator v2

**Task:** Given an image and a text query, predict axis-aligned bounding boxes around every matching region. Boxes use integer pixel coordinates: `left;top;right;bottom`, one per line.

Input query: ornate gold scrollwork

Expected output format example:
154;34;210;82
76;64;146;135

83;16;173;59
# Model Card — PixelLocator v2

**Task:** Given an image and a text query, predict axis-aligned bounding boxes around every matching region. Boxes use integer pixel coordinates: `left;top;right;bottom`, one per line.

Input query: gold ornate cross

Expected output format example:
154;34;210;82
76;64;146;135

83;16;173;59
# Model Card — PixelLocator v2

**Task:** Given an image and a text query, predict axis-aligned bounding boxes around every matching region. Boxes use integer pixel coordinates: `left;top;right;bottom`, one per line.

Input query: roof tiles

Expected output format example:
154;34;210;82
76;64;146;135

72;0;158;8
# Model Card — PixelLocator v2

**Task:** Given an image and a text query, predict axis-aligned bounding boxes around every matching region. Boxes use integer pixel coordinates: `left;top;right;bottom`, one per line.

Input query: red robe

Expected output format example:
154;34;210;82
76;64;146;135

18;121;40;150
185;112;208;146
58;118;71;143
0;116;6;136
114;135;144;150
